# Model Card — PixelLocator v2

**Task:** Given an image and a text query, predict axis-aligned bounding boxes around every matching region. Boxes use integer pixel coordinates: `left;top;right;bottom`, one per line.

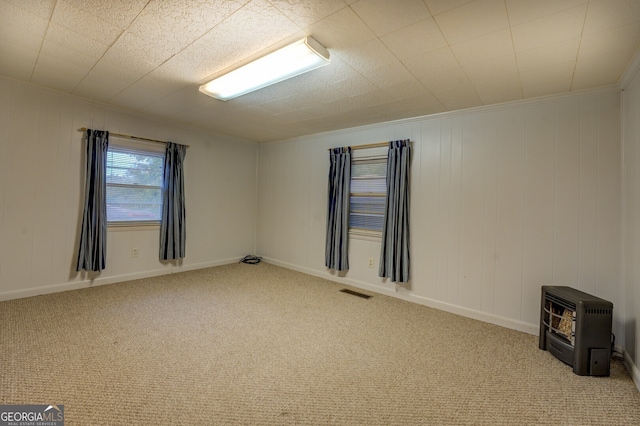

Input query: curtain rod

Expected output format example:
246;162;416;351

327;140;413;151
78;128;189;148
327;141;389;151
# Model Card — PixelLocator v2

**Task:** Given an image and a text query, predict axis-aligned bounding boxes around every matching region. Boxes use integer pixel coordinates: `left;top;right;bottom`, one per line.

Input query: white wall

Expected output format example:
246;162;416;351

622;56;640;386
0;77;257;300
257;89;622;340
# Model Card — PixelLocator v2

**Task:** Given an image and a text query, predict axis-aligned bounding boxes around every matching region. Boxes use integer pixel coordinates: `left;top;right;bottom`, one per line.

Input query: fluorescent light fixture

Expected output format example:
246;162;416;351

199;36;330;101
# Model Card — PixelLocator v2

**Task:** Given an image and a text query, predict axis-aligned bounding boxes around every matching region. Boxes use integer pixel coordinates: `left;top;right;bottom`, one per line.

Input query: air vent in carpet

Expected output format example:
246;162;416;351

340;289;372;299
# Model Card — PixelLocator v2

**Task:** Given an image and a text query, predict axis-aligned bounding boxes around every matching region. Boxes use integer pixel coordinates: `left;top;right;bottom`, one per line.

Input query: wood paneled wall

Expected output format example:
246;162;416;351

258;90;622;338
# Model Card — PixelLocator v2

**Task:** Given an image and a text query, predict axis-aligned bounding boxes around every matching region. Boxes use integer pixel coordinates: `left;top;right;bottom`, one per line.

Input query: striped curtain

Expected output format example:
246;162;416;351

325;147;351;271
379;140;411;282
160;142;187;260
77;129;109;272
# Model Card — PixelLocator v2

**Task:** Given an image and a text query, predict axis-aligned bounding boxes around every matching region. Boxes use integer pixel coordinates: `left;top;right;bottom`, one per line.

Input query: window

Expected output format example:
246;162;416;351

106;141;164;225
349;148;387;236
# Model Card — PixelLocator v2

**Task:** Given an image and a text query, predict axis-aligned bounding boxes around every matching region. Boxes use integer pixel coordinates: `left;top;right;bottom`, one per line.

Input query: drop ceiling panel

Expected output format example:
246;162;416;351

61;0;148;28
573;47;637;89
511;4;588;52
424;0;474;16
351;0;431;37
31;52;90;93
451;28;515;68
505;0;588;26
73;70;131;102
516;38;580;72
308;6;377;50
582;0;640;34
44;23;110;60
270;0;347;27
381;18;447;60
0;2;49;51
434;0;510;44
520;61;574;97
50;0;125;45
0;40;38;80
2;0;56;19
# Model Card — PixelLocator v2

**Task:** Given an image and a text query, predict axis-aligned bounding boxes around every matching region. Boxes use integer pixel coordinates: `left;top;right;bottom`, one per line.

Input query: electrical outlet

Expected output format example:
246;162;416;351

368;258;374;268
131;248;139;258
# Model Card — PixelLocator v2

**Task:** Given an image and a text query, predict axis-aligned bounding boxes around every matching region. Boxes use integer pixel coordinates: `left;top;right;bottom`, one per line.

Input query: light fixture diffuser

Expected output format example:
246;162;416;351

199;36;330;101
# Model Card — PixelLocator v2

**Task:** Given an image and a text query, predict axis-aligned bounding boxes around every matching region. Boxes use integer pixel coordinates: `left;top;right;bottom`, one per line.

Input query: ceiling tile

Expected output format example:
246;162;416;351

402;47;460;80
50;0;124;45
516;38;580;72
332;74;378;97
451;28;515;68
308;5;377;50
40;38;99;69
60;0;148;28
381;18;447;60
520;60;574;96
31;52;91;92
463;54;519;83
433;83;483;111
351;0;431;37
109;75;188;110
511;4;588;52
0;2;49;50
572;47;637;89
363;61;416;89
582;0;640;34
473;72;523;104
506;0;587;26
73;70;131;102
335;39;398;75
269;0;348;27
92;49;156;85
44;23;110;59
434;0;509;44
424;0;473;16
0;39;38;80
158;2;302;86
3;0;55;19
419;67;471;94
578;23;640;58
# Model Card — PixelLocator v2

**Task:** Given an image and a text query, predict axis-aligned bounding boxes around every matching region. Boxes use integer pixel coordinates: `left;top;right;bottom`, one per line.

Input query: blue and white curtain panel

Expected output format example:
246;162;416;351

77;129;109;272
325;147;351;271
160;142;187;260
379;140;411;283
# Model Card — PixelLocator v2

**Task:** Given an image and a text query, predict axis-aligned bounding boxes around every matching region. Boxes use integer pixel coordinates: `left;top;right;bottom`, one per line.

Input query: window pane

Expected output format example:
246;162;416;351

107;186;162;222
107;151;163;186
106;146;164;223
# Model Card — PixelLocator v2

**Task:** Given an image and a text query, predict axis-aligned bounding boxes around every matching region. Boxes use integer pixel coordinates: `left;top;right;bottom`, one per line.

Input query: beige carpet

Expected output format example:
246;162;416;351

1;262;639;425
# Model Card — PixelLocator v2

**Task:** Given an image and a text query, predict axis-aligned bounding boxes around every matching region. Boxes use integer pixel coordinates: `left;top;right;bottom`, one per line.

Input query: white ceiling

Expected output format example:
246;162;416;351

1;0;639;142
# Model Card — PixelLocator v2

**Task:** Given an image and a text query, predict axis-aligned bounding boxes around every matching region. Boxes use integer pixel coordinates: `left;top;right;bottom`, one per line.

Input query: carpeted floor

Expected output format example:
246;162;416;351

1;262;639;425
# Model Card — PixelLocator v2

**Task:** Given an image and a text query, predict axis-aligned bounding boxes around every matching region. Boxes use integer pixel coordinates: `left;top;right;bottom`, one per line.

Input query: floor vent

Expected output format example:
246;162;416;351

340;289;372;299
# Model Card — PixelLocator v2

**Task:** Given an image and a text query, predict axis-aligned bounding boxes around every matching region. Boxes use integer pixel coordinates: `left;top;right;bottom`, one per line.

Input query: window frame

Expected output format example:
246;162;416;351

106;138;165;228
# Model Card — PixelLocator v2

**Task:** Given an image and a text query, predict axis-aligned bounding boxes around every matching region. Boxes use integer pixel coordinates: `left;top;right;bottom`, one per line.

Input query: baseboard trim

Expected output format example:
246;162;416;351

624;349;640;393
0;257;242;301
261;257;539;336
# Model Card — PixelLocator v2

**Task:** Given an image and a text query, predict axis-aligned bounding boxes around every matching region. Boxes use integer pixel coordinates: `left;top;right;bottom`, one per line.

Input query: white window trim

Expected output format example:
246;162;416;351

107;136;165;228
